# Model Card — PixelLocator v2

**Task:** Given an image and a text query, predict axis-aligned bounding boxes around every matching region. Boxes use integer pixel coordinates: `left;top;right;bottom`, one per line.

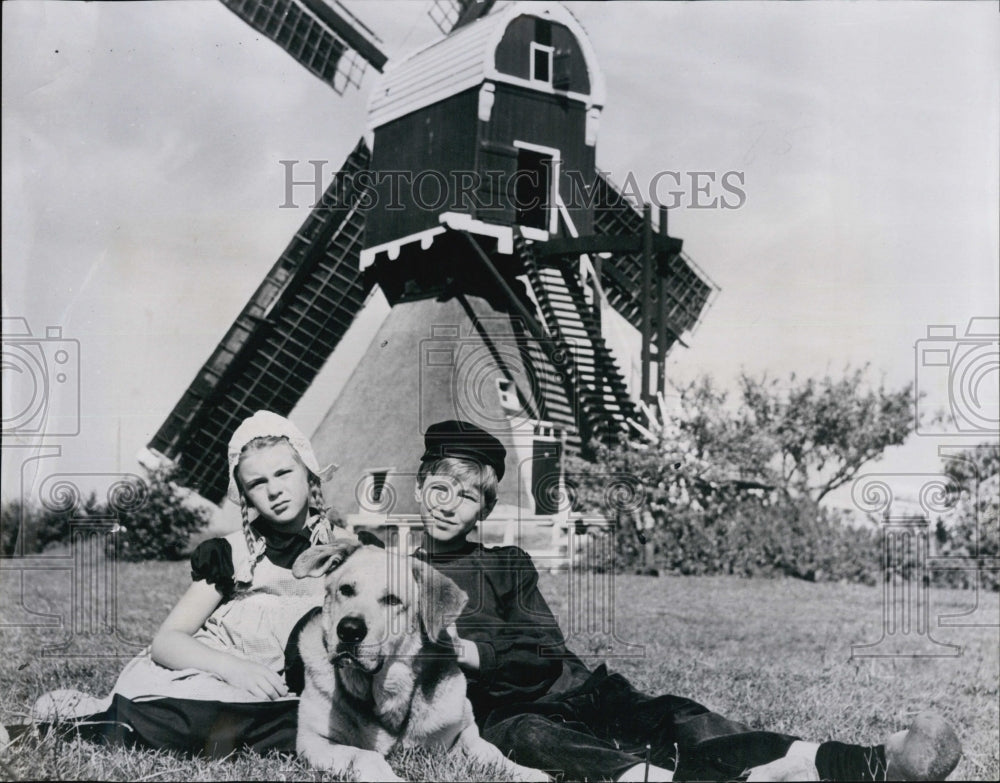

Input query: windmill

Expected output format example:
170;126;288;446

147;0;717;522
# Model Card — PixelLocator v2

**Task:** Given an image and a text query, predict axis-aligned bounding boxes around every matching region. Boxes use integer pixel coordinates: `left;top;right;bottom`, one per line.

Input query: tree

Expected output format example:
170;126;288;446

564;367;909;579
941;442;1000;490
621;367;915;503
701;366;914;503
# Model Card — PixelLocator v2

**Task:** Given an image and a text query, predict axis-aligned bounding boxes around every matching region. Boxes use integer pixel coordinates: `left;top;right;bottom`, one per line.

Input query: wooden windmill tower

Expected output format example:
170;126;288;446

148;0;717;521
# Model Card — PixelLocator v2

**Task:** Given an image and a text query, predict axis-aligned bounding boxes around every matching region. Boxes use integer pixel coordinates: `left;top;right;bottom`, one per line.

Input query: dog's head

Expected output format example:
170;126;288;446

292;539;468;677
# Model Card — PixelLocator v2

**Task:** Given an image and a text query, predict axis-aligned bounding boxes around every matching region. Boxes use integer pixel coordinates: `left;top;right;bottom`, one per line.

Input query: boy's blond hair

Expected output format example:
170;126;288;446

417;456;499;518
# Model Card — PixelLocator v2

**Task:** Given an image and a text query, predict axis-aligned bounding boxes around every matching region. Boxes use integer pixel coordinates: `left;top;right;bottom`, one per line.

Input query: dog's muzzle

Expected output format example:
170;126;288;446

331;615;383;673
337;616;367;645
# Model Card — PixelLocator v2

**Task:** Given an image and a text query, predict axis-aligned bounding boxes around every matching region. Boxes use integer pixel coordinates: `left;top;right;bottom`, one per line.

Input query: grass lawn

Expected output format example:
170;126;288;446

1;557;997;780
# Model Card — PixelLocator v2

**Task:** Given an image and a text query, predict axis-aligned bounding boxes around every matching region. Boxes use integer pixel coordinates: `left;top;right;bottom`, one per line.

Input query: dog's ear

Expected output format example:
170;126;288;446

292;541;361;578
411;561;469;644
356;529;386;549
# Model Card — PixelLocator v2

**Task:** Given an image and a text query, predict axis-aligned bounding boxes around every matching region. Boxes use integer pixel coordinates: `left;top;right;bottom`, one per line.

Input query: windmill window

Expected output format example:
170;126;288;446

530;42;554;85
531;439;562;515
370;471;387;503
497;378;520;412
364;469;392;508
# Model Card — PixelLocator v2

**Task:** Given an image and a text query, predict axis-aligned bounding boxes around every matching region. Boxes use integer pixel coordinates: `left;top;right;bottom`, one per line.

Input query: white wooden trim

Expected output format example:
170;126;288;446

359;225;446;270
438;212;515;254
529;41;554;85
482;2;607;106
513;140;561;234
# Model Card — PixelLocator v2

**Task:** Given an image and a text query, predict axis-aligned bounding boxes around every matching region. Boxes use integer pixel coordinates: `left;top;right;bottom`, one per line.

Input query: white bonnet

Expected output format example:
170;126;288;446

227;410;336;503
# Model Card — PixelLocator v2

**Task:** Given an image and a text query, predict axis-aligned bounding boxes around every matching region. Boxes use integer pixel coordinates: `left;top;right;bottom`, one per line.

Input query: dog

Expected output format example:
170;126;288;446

290;538;549;782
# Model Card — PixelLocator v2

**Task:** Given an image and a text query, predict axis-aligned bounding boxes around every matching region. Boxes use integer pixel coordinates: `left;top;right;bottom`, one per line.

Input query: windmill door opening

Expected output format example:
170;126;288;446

516;149;552;231
531;439;562;515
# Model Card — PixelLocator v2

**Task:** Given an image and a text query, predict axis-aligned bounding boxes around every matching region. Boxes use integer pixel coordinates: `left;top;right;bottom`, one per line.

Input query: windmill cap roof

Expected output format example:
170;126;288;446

421;419;507;481
367;1;605;130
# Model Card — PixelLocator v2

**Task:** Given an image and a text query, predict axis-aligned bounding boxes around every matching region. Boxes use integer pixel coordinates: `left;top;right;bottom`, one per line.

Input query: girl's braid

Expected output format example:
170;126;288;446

305;477;345;544
238;495;267;588
308;479;327;519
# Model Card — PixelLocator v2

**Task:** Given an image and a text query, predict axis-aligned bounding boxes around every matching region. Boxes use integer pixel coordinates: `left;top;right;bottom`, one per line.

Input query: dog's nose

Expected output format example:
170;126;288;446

337;616;367;644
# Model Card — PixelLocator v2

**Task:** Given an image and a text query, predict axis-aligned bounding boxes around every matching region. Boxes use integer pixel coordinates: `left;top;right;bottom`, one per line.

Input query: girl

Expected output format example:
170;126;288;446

29;410;346;757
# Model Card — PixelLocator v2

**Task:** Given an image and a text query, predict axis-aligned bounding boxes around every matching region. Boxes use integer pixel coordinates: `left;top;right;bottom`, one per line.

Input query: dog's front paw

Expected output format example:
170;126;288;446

510;763;551;782
348;749;404;782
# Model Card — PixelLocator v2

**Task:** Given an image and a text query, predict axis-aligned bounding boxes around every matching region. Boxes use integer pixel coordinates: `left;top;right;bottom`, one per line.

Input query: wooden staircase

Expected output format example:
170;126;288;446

517;232;635;453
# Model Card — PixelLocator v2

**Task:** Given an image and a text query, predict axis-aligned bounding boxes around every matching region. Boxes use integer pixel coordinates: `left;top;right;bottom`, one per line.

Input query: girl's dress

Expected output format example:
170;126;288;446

113;523;326;704
25;519;337;758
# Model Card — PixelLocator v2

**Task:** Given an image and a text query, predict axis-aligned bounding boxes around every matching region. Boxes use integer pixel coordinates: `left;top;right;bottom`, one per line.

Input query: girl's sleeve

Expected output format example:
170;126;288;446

464;547;569;703
189;538;236;598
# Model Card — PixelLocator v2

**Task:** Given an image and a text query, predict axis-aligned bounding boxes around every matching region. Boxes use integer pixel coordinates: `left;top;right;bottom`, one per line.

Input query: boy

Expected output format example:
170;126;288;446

413;419;962;782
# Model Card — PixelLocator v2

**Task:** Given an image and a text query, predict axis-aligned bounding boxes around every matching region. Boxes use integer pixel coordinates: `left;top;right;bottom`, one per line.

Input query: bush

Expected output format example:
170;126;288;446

112;466;212;561
1;466;211;561
565;449;882;583
631;497;881;583
921;444;1000;592
1;496;85;556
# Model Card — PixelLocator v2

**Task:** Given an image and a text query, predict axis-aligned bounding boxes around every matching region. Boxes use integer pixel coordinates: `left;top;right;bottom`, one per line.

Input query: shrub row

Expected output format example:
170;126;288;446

1;467;210;561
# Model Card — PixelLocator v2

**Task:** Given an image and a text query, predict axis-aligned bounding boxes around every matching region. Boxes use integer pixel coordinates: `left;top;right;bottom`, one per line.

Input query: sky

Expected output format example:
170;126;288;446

2;0;998;519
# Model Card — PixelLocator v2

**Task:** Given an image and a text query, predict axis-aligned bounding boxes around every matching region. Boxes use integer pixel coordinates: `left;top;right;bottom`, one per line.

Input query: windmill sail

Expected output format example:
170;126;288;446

592;172;717;351
428;0;499;34
148;140;373;502
219;0;386;94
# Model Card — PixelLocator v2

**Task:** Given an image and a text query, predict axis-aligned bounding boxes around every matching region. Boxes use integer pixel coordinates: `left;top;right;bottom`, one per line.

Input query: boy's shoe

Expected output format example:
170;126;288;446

884;711;961;780
31;689;111;722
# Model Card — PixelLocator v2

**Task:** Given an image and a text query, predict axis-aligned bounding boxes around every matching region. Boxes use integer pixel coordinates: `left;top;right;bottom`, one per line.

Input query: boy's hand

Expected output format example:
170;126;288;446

447;624;480;671
224;659;289;700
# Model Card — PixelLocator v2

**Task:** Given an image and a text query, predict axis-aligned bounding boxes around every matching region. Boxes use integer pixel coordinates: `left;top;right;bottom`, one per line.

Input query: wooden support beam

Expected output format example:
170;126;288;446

640;204;653;405
591;253;602;330
460;231;546;340
299;0;388;71
536;233;682;258
657;206;669;397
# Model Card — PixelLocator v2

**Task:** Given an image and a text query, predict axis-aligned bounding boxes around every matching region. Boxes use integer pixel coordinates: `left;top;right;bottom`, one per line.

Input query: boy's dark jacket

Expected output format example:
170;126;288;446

416;541;593;725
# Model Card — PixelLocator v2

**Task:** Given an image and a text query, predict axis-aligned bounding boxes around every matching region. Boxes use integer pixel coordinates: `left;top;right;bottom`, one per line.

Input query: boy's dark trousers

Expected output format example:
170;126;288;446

482;665;799;781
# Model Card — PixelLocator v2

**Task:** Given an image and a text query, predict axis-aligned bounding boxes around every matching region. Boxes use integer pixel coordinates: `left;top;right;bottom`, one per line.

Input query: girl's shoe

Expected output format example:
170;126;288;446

31;689;111;722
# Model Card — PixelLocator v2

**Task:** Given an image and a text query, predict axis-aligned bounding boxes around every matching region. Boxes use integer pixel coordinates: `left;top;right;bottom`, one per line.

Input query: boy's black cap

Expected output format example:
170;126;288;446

421;420;506;481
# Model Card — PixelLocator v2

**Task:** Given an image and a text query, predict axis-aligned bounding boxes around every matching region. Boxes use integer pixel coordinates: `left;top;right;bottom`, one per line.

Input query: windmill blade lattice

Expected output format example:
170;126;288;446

428;0;498;34
220;0;386;94
592;172;718;355
149;140;374;502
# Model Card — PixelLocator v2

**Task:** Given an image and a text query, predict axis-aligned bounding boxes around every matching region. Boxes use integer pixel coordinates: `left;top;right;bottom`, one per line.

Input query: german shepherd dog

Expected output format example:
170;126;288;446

291;539;548;782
